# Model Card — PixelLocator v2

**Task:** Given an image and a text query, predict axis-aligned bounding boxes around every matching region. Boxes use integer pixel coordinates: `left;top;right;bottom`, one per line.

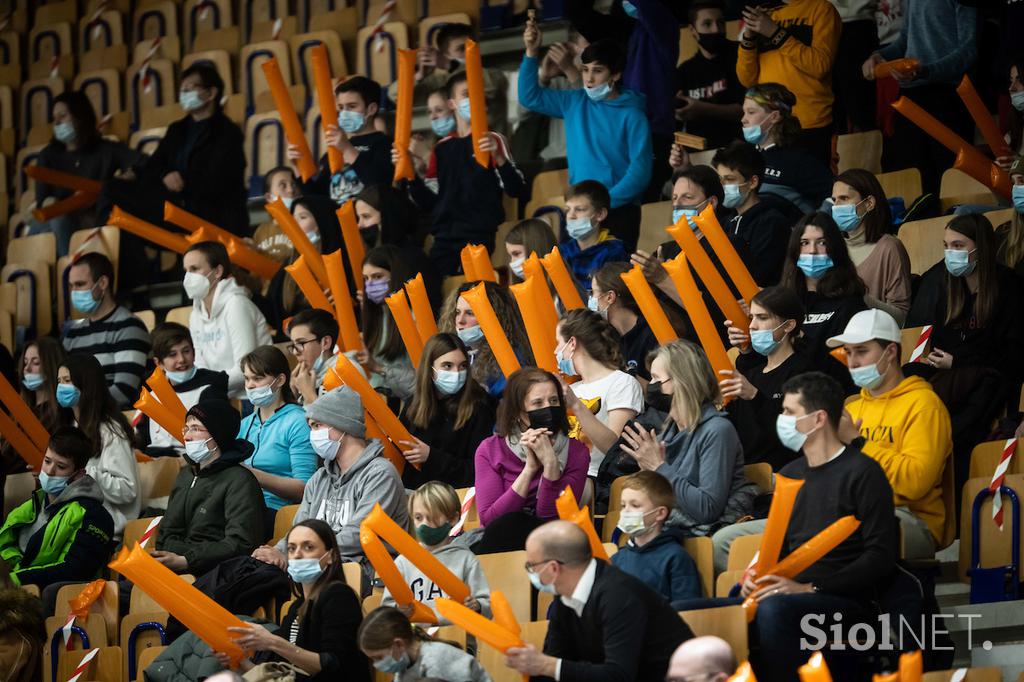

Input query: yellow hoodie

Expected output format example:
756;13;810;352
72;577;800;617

847;375;952;543
736;0;841;130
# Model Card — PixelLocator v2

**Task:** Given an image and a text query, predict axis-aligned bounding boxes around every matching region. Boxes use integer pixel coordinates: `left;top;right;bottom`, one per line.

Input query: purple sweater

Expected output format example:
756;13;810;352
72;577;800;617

474;435;590;526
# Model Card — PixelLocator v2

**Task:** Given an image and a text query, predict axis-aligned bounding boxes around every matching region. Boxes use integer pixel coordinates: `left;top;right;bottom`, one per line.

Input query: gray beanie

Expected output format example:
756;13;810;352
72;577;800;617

304;386;366;438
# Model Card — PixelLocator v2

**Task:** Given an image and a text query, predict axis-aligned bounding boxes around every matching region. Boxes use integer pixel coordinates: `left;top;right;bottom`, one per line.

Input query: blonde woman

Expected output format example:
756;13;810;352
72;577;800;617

619;340;756;537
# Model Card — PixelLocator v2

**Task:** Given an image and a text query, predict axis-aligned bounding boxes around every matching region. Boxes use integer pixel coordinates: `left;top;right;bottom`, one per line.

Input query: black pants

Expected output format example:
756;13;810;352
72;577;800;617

604;203;642;254
882;83;973;197
833;19;879;133
472;511;547;554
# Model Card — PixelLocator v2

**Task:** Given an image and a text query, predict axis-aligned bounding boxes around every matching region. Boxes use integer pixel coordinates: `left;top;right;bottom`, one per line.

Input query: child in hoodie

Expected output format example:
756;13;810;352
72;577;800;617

381;482;490;623
520;27;652;252
610;471;701;606
560;180;629;282
828;309;952;558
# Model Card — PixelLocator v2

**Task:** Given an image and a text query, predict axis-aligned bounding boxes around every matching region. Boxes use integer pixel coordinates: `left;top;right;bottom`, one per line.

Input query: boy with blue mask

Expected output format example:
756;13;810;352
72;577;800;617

520;24;653;252
298;76;394;206
399;72;526;277
828;309;952;559
712;141;795;286
560;180;629;281
137;322;228;457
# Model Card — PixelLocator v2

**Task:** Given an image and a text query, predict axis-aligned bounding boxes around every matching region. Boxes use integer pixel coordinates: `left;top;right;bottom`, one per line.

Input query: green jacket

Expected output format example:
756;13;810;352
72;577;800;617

0;475;114;587
156;440;267;575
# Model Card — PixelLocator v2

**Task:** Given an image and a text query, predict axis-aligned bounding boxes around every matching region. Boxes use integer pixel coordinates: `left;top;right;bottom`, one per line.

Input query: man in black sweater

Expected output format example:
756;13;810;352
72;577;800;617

505;520;693;681
743;371;898;682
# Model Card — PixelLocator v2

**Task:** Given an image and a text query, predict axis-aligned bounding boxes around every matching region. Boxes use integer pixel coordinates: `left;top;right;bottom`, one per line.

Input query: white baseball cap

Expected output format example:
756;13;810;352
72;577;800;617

826;309;901;348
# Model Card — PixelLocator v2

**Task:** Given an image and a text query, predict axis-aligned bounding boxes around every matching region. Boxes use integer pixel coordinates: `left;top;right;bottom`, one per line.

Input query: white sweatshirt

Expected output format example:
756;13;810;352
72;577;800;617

85;421;141;539
190;277;272;399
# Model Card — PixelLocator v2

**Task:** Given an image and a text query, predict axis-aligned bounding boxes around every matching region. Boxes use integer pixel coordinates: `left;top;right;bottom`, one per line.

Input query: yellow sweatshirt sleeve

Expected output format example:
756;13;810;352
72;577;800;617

776;2;841;79
736;44;760;88
860;404;952;505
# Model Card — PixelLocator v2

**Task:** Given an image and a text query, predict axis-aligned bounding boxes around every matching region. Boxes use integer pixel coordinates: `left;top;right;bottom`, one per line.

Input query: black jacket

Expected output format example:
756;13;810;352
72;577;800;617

538;560;693;682
156;439;266;575
399;395;496;489
137;110;248;235
726;196;799;286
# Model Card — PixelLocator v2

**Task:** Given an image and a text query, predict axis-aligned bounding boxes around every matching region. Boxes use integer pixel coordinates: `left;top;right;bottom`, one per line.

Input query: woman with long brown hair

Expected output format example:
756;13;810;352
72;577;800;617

398;333;496;489
358;606;489;679
2;339;66;476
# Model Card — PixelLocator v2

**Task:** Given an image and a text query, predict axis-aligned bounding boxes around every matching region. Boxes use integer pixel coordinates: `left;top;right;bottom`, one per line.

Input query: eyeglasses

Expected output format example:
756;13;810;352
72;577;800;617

287;337;320;355
182;425;210;436
524;559;563;574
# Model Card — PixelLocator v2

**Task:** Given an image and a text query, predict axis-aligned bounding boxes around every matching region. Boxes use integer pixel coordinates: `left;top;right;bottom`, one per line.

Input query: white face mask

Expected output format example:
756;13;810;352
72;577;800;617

183;271;213;300
616;508;659;536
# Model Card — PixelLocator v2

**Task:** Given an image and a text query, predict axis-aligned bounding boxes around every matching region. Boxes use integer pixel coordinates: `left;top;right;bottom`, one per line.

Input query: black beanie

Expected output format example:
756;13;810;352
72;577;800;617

186;399;241;454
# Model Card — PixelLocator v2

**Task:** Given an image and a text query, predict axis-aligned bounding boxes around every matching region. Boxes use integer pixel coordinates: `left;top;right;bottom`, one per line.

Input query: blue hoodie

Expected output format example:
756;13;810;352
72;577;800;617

611;526;701;602
518;56;653;208
622;0;680;137
239;403;318;510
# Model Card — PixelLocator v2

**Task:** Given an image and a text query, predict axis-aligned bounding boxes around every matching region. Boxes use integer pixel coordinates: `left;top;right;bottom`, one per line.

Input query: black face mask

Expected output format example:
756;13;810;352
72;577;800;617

448;58;461;72
360;226;380;249
697;32;728;55
526;405;567;433
645;381;673;414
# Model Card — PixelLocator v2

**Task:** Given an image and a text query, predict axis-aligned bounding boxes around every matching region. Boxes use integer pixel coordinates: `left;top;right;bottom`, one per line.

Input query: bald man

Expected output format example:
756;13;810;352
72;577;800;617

505;521;693;681
667;636;737;682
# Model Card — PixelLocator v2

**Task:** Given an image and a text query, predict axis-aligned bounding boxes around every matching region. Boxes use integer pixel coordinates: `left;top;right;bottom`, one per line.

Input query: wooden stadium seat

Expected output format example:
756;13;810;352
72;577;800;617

59;646;123;682
680;605;748;661
69;226;121;266
898;214;950;275
743;463;773;493
133;1;179;45
74;69;124;120
54;581;119;644
239;40;292;114
970;440;1024;481
940;168;998;211
119;612;168;682
836;130;883;174
524;194;564;222
245;112;288;195
875;168;922;205
726;533;762;572
0;29;19;66
454;487;479;531
0;305;13;355
255;83;306;116
33;1;78;28
684;536;715;598
123;516;159;551
938;454;956;550
308;7;360;69
478;619;547;682
361;0;419;32
290;30;348;105
356;21;409;85
242;0;289;41
44;614;110;682
361;591;382;616
181;50;235;95
273;504;301;543
923;668;1003;682
131;34;181;65
139;103;183;131
183;0;234;52
135;309;157;331
3;260;53;337
78;10;124;55
426;0;481;24
130;127;167;155
716;568;743;597
899;326;924;364
531;168;569;204
342;562;363;594
137;457;182;508
192;25;242;56
29;24;73;71
252;16;298;43
136;645;167;680
638;200;672;255
20;79;64;145
477;550;531;623
984;207;1014;227
131;575;194;614
165;305;192;327
0;84;13;131
3;472;37;518
126;58;176;129
419;12;472;49
958;473;1024;583
8;233;56;266
80;44;129;73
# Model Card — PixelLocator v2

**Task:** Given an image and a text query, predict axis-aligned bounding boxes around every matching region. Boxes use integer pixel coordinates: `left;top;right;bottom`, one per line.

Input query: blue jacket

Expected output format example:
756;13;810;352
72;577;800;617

518;56;653;208
239;403;318;510
560;230;629;282
611;527;701;602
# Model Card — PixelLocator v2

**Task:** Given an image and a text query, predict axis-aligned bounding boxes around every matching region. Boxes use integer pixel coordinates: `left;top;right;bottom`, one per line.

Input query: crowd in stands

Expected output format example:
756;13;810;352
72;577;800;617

4;0;1024;680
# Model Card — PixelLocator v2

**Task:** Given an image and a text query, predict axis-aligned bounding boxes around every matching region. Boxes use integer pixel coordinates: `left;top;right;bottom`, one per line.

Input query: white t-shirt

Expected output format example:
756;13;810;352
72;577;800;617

570;370;644;477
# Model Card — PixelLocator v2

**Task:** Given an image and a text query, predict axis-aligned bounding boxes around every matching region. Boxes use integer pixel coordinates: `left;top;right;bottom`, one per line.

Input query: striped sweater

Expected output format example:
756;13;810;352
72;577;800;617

62;305;150;409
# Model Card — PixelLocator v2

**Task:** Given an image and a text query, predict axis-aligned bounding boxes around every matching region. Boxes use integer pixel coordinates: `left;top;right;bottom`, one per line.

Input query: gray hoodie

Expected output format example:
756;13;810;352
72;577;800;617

395;640;492;682
276;440;408;576
381;542;491;623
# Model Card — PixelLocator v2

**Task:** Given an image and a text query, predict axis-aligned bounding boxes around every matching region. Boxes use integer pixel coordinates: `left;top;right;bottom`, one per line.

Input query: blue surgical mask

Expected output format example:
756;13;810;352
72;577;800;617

71;287;100;314
750;322;786;356
566;217;594;240
457;324;484;346
722;183;747;209
306;231;321;246
22;373;44;391
1012;90;1024;113
433;369;467;396
56;384;81;408
849;363;884;390
796;254;833;280
509;257;525;279
585;82;612;102
456;98;472;122
54;122;76;144
310;428;342;462
287;556;326;584
312;354;327;374
587;295;608;319
1013;184;1024;213
246;380;278;408
944;249;976;277
743;124;765;145
39;471;70;496
776;412;817;452
184;437;215;465
831;201;865;232
166;366;198;384
555;341;576;376
673;205;701;230
337;110;365;134
622;0;639;18
431;114;456;136
373;653;410;673
529;567;557;594
364;278;391;304
179;89;204;111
